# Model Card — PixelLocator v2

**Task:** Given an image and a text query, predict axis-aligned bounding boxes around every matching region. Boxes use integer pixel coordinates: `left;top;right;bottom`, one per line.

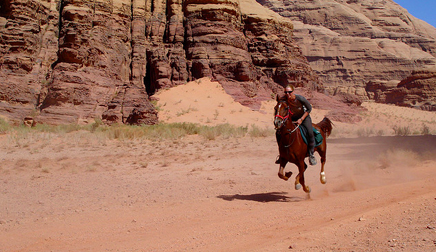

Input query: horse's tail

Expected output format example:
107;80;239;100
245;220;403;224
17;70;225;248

316;117;333;138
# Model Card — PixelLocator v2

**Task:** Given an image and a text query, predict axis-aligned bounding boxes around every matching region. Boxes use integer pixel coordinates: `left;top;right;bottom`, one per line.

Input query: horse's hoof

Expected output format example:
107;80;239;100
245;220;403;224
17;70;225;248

320;172;326;184
304;186;311;193
285;171;293;178
295;183;301;190
278;173;289;181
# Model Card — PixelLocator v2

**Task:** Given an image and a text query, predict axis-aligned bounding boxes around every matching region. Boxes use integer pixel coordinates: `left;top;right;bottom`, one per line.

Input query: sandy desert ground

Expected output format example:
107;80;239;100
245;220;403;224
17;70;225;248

1;78;436;251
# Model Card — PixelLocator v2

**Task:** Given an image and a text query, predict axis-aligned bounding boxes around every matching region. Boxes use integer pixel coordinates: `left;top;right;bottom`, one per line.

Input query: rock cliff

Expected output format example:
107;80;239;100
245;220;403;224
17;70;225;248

258;0;436;108
2;0;436;126
0;0;317;125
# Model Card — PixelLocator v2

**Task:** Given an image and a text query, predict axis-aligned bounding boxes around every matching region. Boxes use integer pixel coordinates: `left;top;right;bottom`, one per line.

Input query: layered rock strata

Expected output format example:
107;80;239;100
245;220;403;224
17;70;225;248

0;0;318;125
367;70;436;111
258;0;436;109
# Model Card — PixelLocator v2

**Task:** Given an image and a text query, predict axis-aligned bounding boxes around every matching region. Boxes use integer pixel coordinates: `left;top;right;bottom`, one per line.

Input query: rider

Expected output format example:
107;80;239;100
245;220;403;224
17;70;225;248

276;84;317;165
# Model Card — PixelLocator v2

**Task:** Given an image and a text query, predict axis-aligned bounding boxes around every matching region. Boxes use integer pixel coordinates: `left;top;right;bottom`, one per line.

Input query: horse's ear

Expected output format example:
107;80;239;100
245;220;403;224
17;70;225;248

276;94;280;102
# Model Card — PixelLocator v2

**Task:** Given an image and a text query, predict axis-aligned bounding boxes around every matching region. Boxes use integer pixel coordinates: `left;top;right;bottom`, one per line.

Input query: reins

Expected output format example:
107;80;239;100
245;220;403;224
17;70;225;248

289;123;300;134
275;101;299;148
282;122;299;148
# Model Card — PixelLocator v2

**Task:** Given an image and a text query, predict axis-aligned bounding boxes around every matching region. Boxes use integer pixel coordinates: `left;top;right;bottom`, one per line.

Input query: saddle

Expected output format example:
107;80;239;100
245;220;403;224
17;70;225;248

299;126;323;147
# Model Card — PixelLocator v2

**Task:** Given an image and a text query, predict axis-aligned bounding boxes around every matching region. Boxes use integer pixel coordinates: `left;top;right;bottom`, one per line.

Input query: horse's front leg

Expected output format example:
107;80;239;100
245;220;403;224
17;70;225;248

295;162;311;193
278;159;292;181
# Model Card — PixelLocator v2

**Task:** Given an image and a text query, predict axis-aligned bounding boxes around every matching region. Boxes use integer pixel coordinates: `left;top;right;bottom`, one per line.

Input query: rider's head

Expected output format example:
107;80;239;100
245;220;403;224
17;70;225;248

284;84;295;99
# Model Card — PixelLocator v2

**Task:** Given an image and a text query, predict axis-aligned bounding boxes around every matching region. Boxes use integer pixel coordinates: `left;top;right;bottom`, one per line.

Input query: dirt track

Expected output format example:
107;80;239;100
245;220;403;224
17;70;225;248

1;133;436;251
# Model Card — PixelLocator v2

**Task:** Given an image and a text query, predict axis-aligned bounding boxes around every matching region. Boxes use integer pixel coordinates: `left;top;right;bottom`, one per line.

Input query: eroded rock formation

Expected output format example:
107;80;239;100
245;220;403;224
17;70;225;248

258;0;436;108
367;69;436;111
2;0;436;125
0;0;317;125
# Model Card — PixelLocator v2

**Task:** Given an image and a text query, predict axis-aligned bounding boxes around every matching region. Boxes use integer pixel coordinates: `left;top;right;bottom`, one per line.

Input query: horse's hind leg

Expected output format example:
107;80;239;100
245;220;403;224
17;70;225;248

318;147;327;184
320;159;326;184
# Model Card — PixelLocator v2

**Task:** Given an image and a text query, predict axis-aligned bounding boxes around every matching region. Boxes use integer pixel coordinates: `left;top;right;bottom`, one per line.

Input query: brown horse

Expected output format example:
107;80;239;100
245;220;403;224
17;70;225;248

274;96;333;193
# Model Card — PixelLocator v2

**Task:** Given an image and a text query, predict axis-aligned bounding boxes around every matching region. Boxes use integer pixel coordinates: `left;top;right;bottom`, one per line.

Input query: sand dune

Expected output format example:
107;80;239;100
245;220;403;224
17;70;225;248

156;77;436;137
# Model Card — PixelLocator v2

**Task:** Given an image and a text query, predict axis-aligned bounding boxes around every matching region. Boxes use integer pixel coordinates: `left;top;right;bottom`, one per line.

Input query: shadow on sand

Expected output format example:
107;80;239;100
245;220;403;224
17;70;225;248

217;191;305;203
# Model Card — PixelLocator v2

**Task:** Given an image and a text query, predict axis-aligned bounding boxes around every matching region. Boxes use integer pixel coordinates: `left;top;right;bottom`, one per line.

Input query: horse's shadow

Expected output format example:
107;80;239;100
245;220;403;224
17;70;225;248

217;191;305;203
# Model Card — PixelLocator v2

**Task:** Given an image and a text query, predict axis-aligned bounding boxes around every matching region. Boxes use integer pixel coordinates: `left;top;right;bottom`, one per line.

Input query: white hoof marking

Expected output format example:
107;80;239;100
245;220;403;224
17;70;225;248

295;183;301;190
320;172;326;184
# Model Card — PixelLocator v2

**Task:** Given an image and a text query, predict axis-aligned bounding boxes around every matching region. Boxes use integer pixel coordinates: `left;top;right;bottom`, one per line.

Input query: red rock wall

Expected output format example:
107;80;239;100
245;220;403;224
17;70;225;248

259;0;436;108
0;0;317;124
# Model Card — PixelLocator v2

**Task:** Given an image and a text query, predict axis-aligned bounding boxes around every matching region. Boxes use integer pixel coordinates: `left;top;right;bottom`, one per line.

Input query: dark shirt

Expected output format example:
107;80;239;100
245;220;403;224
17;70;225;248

295;94;312;114
287;94;312;121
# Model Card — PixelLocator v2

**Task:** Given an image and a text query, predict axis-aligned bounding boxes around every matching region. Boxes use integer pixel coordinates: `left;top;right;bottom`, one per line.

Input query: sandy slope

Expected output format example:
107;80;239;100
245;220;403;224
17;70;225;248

1;78;436;251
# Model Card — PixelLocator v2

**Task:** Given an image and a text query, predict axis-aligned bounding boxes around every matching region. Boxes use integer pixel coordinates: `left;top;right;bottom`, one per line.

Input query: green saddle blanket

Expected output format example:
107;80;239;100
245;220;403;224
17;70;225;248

300;126;323;147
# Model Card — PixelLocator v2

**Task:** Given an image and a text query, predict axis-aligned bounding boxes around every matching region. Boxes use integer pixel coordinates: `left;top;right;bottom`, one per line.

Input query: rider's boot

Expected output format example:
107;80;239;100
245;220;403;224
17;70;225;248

308;138;317;165
309;151;317;165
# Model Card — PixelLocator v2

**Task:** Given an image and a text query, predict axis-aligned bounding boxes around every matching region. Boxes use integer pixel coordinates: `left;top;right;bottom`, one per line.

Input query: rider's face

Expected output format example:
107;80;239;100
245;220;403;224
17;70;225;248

284;88;295;100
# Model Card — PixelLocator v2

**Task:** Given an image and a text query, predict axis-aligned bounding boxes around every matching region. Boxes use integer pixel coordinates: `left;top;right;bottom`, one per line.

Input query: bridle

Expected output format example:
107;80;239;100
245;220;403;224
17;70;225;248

275;101;299;130
275;101;300;147
275;102;291;123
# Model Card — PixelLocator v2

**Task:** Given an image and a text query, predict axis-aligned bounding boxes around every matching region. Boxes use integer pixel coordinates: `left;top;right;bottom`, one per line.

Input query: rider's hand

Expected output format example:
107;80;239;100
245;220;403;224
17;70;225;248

297;118;302;125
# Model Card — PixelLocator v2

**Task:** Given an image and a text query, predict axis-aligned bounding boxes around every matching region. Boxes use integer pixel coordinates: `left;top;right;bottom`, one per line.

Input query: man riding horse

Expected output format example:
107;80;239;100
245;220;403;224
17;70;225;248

275;84;317;165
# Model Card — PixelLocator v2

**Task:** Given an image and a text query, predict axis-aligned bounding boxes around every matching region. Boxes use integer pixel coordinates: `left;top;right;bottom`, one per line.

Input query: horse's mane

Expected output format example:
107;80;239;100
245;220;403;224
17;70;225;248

278;95;287;102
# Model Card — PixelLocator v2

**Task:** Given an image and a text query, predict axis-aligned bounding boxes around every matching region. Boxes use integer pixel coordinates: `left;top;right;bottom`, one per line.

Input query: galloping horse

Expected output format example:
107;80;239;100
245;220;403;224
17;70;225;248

274;95;333;193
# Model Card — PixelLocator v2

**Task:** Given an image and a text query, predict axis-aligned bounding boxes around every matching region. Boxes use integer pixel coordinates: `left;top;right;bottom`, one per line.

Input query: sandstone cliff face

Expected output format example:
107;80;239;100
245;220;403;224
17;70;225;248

367;69;436;111
258;0;436;107
0;0;317;125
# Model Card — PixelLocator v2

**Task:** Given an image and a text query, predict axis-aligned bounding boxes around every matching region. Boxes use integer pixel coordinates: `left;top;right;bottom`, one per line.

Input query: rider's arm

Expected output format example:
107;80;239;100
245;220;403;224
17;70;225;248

296;95;312;124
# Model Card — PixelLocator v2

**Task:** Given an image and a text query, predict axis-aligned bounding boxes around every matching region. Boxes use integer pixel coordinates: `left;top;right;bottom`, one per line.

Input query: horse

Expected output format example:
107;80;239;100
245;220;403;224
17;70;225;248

274;95;333;193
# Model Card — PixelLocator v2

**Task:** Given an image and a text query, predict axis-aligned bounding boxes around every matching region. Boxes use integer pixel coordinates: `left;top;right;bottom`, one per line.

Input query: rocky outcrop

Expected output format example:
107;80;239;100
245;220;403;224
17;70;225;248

258;0;436;109
0;0;59;122
0;0;319;125
367;70;436;111
40;0;158;125
4;0;435;125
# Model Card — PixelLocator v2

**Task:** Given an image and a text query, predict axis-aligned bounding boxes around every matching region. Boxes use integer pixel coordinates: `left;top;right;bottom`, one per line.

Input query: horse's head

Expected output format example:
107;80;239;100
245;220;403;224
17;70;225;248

274;96;291;130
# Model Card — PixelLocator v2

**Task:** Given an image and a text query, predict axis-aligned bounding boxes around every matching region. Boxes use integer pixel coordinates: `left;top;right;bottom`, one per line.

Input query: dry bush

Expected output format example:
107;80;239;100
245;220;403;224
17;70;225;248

393;126;411;136
0;118;11;134
421;124;431;135
248;124;274;138
198;123;247;140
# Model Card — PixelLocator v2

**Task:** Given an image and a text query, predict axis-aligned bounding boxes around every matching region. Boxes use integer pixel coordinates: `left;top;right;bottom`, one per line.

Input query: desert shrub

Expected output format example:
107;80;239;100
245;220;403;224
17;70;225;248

176;106;198;116
421;124;431;135
89;118;103;132
248;124;274;138
33;123;81;133
199;127;218;140
1;121;251;141
93;122;248;141
356;127;374;137
198;123;247;140
376;129;384;136
0;118;11;133
393;126;411;136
